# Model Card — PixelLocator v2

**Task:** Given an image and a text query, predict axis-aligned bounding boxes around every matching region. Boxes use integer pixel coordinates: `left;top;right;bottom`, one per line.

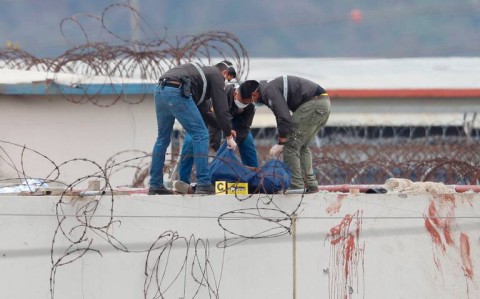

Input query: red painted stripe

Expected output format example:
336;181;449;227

328;89;480;98
316;184;480;193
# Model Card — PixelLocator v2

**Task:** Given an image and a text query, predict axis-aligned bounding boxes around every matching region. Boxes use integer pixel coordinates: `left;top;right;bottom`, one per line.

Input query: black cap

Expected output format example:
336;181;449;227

239;80;259;100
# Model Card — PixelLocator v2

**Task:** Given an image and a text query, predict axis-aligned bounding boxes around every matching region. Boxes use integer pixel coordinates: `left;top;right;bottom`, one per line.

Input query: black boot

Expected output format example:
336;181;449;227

148;187;174;195
195;184;215;195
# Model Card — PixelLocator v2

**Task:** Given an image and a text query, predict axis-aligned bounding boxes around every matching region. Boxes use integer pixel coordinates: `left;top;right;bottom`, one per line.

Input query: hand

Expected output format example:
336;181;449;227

269;144;284;158
226;136;237;150
231;130;237;138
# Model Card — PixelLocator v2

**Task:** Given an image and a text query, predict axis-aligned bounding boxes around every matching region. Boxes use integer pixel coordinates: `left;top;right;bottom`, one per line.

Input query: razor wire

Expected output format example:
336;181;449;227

0;3;479;297
0;139;302;299
0;3;249;108
1;127;479;298
253;125;480;185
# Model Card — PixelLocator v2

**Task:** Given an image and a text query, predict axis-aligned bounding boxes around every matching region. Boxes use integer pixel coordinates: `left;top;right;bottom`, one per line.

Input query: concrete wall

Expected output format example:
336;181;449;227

0;94;158;187
2;92;479;189
0;193;479;298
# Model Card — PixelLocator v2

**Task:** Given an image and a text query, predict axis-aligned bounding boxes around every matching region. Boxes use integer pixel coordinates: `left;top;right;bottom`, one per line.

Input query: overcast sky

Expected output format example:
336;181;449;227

1;0;479;58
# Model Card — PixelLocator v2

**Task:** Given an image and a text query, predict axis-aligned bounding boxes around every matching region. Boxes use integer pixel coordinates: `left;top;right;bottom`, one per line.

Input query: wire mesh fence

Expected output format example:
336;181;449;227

252;125;480;185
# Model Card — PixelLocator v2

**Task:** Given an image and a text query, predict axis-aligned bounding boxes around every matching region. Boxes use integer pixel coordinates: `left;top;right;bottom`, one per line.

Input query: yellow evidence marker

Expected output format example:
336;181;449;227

215;181;248;195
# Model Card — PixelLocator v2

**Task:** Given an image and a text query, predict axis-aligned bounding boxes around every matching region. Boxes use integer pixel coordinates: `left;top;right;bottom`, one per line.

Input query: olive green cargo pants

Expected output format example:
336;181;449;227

283;96;330;190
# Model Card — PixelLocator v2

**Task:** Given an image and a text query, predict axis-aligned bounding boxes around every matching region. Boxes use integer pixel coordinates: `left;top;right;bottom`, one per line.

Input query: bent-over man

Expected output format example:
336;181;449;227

235;77;330;192
149;61;237;195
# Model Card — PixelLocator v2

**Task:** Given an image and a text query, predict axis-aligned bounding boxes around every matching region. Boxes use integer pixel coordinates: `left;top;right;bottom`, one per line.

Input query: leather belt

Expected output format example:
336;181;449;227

159;79;181;88
310;93;329;101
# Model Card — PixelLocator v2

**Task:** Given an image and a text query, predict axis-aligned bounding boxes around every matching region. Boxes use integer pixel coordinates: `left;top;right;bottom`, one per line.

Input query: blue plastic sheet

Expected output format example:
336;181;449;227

209;143;255;184
250;159;291;194
209;143;291;194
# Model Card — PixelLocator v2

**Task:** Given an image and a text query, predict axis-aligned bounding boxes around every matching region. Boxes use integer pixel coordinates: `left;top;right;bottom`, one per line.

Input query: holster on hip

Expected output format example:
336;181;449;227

179;75;191;98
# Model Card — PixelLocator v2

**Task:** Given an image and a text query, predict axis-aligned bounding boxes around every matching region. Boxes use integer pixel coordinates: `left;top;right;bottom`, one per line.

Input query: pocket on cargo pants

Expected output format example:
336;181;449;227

314;107;330;127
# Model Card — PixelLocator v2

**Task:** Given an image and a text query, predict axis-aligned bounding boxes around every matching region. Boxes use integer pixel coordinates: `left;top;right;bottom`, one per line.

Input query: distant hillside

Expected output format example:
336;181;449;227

1;0;479;58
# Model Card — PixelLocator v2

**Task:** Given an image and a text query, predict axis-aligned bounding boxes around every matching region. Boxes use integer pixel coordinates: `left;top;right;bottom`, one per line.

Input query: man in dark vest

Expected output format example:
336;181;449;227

235;77;330;192
208;81;259;167
149;61;237;195
177;81;260;190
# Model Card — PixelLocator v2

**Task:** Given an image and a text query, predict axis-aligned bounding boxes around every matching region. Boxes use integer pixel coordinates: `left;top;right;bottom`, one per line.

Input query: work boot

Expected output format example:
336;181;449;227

286;183;315;194
173;180;194;194
285;188;307;195
306;186;319;194
195;184;215;195
148;186;174;195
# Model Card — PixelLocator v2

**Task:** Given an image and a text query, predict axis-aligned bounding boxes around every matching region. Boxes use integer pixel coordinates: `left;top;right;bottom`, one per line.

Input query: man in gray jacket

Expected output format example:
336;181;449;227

149;61;237;195
235;77;330;192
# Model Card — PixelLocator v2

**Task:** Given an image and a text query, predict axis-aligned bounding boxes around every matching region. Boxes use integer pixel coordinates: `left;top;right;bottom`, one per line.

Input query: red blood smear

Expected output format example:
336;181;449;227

344;233;355;279
425;217;445;252
460;233;474;280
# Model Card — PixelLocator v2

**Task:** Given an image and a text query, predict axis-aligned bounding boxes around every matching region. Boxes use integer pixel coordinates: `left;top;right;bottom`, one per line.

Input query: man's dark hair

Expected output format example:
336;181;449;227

215;60;237;79
239;80;259;100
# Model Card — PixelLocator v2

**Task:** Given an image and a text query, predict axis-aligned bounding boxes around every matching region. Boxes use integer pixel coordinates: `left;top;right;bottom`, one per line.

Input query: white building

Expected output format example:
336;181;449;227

1;57;479;187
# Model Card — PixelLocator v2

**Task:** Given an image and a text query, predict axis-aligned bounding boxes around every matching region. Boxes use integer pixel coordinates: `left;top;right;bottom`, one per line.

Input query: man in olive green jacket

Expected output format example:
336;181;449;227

236;77;330;192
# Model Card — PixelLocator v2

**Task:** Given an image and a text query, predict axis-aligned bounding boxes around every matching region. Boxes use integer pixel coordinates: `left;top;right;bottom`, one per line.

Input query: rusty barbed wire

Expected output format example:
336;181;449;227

252;125;480;185
0;139;298;299
1;4;478;296
0;3;249;108
1;135;478;298
1;128;479;298
258;141;479;185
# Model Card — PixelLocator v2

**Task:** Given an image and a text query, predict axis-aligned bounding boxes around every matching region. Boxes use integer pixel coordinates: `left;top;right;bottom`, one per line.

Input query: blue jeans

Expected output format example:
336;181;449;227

149;85;210;188
237;131;259;168
179;130;259;184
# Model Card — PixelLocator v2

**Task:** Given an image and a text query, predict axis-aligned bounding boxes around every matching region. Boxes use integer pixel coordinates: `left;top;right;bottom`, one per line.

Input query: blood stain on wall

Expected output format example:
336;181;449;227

459;233;473;280
326;194;347;215
326;210;365;299
424;194;476;290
